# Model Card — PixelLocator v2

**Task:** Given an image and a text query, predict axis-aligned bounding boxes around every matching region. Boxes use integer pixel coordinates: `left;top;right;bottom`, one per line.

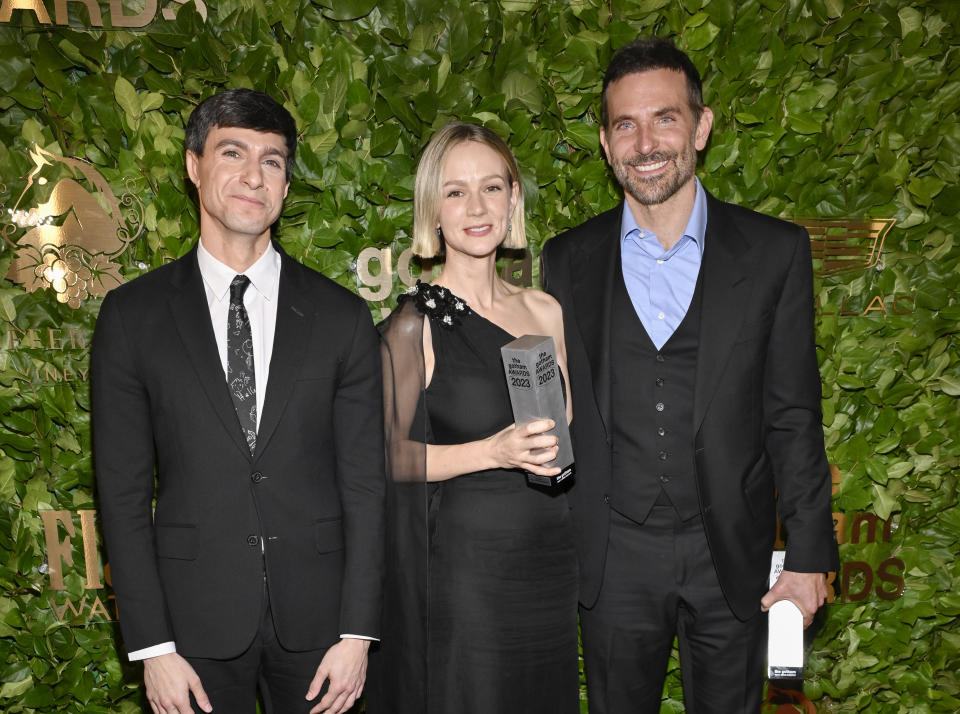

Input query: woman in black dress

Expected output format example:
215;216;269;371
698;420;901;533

376;122;579;713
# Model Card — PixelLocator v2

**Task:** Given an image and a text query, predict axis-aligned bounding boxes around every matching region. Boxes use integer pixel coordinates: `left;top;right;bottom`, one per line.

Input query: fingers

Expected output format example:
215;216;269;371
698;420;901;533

147;695;196;714
310;689;351;714
761;571;828;628
188;676;213;713
518;418;555;436
305;666;328;703
522;451;563;475
488;420;569;473
306;639;369;714
144;654;203;714
309;674;362;714
516;421;560;459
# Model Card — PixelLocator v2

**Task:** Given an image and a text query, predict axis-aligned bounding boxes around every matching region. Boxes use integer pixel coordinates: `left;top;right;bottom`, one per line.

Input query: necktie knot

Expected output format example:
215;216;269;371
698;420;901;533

230;275;251;304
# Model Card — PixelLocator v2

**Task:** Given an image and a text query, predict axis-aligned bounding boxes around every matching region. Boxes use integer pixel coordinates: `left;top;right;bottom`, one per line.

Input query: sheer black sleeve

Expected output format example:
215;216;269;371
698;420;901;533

367;298;429;713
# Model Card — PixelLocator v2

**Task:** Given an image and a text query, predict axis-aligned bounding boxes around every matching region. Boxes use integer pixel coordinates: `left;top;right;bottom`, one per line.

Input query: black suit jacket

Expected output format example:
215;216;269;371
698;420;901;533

92;243;385;658
542;191;838;619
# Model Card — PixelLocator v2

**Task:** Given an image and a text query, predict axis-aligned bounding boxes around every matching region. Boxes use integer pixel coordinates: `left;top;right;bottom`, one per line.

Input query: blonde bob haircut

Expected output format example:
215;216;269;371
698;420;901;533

412;121;526;258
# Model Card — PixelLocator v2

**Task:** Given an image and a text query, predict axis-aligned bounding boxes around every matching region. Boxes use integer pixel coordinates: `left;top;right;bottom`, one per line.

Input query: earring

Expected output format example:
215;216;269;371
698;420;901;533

507;220;512;234
436;226;442;238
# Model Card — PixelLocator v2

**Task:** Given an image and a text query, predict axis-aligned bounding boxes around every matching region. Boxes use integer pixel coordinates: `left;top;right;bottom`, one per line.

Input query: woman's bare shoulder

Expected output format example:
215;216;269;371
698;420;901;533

515;288;562;320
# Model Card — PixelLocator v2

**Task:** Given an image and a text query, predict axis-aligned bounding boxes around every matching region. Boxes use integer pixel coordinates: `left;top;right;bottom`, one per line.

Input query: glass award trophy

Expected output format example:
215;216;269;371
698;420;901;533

500;335;575;488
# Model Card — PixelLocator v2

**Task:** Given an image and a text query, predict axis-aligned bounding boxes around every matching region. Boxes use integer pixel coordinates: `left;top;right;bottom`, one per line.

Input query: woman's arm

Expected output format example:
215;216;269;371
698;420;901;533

425;420;561;482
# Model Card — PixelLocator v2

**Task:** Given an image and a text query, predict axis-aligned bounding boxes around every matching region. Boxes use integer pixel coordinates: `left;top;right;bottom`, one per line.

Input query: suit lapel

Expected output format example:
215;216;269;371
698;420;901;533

571;206;622;438
253;249;312;459
693;194;752;432
168;247;253;459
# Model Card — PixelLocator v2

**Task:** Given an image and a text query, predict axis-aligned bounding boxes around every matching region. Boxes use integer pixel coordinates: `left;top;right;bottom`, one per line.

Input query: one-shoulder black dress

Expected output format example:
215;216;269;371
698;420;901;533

388;282;579;713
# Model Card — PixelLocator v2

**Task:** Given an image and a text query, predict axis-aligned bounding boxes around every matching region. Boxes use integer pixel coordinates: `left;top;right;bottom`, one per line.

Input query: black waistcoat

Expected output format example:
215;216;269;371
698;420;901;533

608;261;704;523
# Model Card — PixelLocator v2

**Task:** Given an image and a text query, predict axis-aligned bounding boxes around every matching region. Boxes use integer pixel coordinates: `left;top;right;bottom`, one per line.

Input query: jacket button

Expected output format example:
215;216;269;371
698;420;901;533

251;471;264;483
246;535;259;546
602;494;610;504
659;474;670;484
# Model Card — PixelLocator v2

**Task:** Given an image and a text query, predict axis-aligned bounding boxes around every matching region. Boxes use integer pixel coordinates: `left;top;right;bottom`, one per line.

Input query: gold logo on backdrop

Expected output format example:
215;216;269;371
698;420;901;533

795;217;896;277
40;509;116;622
0;0;207;27
2;145;143;308
793;217;912;317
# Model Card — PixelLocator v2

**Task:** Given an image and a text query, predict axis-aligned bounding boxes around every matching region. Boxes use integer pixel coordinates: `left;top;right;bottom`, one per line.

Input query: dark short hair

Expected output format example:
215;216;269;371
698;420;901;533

601;37;704;128
185;88;297;181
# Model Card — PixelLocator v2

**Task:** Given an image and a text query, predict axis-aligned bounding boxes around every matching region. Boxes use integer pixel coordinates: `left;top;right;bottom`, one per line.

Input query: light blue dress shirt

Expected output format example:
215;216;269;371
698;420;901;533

620;178;707;350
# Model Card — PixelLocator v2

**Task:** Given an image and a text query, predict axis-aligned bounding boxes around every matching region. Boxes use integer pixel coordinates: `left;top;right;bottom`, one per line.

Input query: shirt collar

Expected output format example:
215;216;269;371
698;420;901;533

620;177;707;257
197;238;281;303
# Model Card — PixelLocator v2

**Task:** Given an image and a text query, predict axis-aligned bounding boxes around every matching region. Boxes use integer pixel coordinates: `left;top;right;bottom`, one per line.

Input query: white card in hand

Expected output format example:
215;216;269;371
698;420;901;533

768;551;804;679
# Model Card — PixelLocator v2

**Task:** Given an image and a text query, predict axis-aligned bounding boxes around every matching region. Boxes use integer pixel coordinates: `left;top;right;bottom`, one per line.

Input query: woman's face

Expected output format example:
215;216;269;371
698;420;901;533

437;140;518;260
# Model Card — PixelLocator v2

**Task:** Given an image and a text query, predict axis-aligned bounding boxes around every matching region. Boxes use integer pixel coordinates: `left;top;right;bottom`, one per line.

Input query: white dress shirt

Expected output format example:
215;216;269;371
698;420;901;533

197;238;281;428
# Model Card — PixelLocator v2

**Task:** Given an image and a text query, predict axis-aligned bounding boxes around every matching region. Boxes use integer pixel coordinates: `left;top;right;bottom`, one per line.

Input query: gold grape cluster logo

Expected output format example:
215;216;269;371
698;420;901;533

2;145;143;308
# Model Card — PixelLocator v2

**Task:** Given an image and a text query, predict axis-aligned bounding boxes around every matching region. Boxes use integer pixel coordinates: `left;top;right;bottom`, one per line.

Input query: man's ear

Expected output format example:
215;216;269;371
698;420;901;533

599;126;610;161
695;107;714;151
185;150;200;187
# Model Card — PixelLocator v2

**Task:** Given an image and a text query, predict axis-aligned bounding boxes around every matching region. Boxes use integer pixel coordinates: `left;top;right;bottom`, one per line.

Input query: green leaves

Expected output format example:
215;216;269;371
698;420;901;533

1;1;959;712
313;0;378;21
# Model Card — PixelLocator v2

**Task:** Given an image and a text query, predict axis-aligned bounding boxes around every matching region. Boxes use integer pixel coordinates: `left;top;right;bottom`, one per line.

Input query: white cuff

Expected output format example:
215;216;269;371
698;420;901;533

128;641;177;661
339;634;379;642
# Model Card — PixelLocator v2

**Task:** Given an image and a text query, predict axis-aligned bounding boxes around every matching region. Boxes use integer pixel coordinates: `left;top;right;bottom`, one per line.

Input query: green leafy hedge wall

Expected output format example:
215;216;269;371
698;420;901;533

1;0;958;711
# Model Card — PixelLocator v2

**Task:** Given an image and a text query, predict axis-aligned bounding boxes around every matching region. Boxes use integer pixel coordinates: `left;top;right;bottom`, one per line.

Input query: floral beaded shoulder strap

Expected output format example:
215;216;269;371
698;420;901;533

397;281;472;329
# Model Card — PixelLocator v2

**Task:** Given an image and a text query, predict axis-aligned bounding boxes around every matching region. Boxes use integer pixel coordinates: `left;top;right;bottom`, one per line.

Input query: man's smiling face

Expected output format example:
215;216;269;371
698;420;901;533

600;68;712;209
186;125;290;245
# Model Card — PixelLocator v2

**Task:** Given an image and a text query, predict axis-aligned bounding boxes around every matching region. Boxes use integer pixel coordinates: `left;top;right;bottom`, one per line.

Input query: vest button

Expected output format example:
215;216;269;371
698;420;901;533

659;475;670;484
657;427;666;436
603;494;610;504
246;535;259;547
658;451;668;461
251;471;264;483
655;378;664;387
656;353;665;362
655;402;664;412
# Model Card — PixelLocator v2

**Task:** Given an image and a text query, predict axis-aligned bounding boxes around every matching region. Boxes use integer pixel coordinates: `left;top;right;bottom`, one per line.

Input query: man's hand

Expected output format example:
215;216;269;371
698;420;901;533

760;570;828;628
306;638;370;714
143;652;212;714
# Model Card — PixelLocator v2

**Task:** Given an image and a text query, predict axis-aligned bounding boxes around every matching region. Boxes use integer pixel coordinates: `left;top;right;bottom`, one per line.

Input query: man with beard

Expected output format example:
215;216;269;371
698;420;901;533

541;37;838;712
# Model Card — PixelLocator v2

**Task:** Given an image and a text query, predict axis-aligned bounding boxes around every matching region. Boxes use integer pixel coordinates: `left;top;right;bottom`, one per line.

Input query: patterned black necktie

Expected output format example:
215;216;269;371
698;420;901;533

228;275;257;453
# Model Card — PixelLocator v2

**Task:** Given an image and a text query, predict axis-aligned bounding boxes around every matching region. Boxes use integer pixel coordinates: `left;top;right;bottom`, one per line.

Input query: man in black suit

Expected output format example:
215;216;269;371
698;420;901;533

542;38;838;712
92;89;384;714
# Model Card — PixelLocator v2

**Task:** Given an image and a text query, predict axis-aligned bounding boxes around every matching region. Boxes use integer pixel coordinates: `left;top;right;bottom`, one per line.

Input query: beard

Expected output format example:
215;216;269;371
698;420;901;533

610;139;698;207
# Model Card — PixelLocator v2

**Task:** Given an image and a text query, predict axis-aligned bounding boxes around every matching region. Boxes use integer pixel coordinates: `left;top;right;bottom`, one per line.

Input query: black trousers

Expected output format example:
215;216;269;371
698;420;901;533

186;588;331;714
580;506;765;714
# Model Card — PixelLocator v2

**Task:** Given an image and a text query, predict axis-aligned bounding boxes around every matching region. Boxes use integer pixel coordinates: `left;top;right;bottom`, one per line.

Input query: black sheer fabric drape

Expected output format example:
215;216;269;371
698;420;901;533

367;300;429;713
